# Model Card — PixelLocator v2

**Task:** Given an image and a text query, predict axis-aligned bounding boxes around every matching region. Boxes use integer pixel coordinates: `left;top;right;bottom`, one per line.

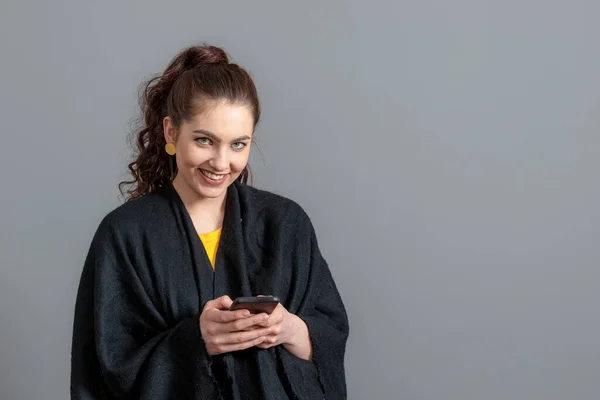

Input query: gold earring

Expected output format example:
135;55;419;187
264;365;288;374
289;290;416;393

165;142;176;155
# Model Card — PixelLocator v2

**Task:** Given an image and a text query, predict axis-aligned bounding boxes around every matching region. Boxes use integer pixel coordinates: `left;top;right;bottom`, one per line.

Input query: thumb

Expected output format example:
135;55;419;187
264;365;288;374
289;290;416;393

204;295;233;311
218;295;234;309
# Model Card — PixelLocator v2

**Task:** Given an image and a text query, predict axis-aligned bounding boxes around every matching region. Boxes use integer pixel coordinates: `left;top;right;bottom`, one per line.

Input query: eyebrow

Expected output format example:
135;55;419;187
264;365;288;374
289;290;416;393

192;129;251;143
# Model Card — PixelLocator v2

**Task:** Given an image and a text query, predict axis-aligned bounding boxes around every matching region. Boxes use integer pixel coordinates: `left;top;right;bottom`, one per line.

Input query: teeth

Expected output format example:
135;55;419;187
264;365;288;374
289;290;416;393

201;169;225;180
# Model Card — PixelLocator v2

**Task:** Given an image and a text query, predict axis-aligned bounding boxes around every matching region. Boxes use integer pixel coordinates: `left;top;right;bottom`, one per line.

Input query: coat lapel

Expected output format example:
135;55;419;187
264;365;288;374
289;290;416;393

214;182;253;298
166;184;215;309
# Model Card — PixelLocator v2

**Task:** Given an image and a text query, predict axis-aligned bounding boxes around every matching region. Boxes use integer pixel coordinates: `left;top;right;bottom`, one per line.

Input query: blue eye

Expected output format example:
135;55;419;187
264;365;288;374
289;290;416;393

232;142;247;150
196;137;211;145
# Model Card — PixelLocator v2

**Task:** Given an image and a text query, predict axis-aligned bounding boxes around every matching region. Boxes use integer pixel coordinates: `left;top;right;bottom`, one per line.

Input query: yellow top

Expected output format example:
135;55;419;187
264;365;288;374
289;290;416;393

199;227;222;270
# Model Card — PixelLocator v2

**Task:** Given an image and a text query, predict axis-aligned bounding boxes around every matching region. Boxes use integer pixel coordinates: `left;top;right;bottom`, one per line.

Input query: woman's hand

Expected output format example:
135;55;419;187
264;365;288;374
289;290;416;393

199;295;272;356
256;303;313;361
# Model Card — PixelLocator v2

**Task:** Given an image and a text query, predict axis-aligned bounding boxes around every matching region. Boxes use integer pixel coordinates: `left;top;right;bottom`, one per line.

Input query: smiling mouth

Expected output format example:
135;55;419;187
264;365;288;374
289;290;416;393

199;169;227;181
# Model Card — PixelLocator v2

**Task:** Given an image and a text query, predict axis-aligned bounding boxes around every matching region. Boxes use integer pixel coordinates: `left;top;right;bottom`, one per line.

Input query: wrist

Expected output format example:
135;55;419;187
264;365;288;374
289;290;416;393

285;314;308;347
283;315;313;361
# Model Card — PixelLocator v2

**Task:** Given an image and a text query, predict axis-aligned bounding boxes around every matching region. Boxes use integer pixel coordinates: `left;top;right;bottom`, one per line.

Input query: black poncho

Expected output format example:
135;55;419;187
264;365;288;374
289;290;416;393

70;181;349;399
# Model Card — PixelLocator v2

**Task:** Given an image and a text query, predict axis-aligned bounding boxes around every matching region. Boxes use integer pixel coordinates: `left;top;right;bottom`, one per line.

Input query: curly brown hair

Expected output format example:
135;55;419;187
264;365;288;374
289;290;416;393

119;44;261;200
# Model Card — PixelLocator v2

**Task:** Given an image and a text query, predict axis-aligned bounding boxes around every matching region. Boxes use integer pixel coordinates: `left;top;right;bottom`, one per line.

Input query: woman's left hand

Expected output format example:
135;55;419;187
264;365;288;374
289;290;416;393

255;303;297;348
255;303;313;360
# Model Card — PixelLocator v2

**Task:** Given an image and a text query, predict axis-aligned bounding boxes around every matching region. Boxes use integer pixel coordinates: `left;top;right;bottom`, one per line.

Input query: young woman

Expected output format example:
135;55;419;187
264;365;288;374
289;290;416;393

70;44;349;399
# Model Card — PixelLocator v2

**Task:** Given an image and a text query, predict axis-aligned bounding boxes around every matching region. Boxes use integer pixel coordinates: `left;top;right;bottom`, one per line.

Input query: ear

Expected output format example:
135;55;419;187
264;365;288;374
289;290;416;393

163;116;177;143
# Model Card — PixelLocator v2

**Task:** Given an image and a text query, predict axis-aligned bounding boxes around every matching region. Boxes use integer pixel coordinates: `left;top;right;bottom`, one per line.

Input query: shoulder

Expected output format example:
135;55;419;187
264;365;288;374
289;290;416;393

235;182;314;229
237;183;323;255
93;188;171;239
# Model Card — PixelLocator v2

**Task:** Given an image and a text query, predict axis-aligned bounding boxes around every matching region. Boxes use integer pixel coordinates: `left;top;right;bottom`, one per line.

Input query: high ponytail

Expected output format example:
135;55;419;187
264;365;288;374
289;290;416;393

119;44;260;200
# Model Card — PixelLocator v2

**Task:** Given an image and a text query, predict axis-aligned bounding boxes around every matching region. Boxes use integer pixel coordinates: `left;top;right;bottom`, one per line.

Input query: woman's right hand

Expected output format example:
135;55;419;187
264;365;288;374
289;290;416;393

200;295;272;356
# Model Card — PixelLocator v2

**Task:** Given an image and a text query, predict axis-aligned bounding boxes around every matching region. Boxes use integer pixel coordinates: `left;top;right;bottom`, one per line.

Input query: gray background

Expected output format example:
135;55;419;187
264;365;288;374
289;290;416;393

1;1;598;399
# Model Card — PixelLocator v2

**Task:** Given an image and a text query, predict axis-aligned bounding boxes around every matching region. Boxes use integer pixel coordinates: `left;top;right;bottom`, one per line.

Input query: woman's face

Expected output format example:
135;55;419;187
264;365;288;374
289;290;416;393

164;101;254;202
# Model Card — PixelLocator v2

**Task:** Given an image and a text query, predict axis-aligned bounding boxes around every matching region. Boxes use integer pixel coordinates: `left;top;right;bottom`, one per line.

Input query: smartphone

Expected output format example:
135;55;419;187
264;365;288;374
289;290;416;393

229;296;280;314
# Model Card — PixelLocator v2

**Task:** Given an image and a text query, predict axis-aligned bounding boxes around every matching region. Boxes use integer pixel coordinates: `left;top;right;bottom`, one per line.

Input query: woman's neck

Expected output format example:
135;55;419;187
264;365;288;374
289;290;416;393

172;176;226;234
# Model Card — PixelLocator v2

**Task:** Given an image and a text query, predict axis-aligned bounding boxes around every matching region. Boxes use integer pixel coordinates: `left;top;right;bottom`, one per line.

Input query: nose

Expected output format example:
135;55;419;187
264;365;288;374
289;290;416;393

209;148;228;172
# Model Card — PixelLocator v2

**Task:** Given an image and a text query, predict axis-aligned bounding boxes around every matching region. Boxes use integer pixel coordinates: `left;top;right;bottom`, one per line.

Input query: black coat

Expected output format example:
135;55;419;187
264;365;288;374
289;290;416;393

70;181;349;399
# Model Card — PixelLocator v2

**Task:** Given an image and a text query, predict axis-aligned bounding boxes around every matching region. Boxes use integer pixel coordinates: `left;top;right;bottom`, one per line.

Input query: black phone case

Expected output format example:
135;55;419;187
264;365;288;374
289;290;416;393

229;296;280;314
